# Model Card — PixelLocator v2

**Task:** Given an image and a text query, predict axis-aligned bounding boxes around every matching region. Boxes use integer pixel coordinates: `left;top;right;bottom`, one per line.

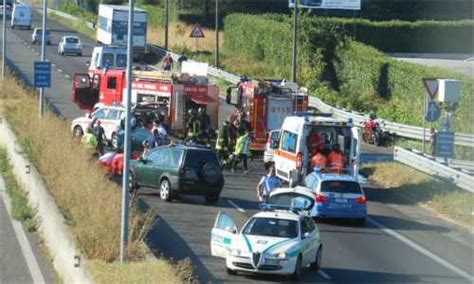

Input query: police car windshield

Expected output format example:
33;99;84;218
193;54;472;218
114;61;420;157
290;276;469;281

321;181;361;194
243;217;298;239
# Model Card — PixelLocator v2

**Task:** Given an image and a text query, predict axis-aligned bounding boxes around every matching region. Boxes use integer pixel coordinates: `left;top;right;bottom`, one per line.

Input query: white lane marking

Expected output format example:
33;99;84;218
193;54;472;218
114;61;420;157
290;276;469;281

0;176;46;283
64;74;71;79
368;217;474;282
57;69;62;73
227;200;246;213
318;269;332;280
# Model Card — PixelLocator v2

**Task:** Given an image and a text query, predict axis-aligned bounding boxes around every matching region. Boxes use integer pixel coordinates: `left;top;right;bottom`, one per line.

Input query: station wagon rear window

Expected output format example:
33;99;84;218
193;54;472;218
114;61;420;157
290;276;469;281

185;150;219;168
321;181;361;194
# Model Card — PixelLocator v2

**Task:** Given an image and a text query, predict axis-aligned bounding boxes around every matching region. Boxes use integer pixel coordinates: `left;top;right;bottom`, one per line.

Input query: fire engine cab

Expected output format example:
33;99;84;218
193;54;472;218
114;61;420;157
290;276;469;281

72;69;219;138
225;79;308;151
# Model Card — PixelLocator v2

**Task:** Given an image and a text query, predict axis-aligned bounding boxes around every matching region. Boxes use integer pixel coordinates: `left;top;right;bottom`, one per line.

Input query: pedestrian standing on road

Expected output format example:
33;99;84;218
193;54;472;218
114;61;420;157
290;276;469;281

94;120;107;156
231;130;251;174
216;121;230;167
256;164;282;203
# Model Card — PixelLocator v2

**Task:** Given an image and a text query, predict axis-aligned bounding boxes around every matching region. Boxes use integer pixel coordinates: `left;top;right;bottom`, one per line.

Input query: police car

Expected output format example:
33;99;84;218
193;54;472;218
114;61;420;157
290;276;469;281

269;173;367;223
210;209;322;279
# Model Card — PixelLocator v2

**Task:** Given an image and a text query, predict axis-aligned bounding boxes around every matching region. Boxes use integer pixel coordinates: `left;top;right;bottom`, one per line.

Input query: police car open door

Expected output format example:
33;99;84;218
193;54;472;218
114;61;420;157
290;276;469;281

211;212;238;258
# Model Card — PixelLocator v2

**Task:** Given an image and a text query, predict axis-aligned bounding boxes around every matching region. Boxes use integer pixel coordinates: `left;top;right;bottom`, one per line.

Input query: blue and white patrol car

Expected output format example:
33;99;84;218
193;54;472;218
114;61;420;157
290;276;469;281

269;173;368;223
210;209;322;279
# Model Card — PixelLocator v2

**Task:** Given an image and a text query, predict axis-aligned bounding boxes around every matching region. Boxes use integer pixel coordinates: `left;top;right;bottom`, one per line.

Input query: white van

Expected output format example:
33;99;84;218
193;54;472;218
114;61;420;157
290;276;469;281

11;4;32;29
272;114;360;186
88;46;127;74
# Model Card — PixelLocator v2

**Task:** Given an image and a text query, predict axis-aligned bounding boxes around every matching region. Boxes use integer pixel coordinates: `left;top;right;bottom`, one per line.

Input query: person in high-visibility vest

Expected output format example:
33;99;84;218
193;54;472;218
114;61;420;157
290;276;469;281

231;130;251;174
216;121;230;167
327;144;345;172
186;108;201;142
81;127;98;150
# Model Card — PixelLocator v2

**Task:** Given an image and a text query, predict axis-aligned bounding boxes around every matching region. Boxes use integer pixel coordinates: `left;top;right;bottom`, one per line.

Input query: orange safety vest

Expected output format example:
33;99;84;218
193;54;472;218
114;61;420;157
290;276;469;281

327;151;345;169
311;153;327;168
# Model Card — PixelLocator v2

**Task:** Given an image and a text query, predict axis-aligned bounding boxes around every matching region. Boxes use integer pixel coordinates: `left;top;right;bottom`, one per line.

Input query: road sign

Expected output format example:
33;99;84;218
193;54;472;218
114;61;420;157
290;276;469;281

289;0;361;10
436;131;454;158
34;61;51;88
190;25;205;38
426;100;441;122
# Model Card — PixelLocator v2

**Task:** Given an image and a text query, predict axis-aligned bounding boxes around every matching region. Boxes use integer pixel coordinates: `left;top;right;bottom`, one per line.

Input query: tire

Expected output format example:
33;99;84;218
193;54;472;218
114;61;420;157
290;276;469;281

47;41;51;45
204;192;220;205
310;246;322;270
129;171;138;194
226;268;237;275
11;25;14;29
291;255;303;281
32;40;36;45
159;179;172;202
73;125;84;137
78;52;82;57
201;163;222;186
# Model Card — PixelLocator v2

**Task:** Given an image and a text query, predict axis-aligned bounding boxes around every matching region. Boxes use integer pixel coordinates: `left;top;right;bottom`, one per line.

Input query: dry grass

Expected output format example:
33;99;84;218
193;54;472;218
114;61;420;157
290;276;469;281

148;23;223;53
0;76;151;261
363;162;474;227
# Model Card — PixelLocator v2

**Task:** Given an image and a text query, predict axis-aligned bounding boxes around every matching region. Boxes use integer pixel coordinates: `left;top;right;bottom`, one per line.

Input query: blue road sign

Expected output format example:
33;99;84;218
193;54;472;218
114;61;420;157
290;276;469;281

34;61;51;88
435;131;454;158
426;101;441;122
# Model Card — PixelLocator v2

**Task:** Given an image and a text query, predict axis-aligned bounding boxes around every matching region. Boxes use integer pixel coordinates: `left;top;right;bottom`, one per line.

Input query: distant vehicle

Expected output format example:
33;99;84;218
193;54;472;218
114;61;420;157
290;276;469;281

264;129;281;164
58;35;83;56
11;4;31;29
272;172;367;223
129;144;224;204
96;4;148;58
31;28;51;45
88;46;128;73
0;5;13;18
210;210;322;279
70;104;124;140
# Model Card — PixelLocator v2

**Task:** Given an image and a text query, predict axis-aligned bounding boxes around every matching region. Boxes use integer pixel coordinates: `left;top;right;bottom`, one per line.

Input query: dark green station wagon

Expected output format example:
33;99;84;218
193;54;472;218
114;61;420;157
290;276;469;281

129;144;225;204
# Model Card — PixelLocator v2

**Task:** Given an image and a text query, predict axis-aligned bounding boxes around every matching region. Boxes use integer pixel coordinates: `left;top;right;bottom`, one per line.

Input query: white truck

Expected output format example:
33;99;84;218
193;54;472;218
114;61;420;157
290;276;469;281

11;4;32;29
96;4;148;59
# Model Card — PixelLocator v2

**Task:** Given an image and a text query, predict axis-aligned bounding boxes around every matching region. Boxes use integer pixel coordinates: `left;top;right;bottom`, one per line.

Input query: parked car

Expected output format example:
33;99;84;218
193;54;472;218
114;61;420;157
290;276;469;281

58;35;82;56
31;28;51;45
269;173;368;224
70;104;124;140
129;144;224;204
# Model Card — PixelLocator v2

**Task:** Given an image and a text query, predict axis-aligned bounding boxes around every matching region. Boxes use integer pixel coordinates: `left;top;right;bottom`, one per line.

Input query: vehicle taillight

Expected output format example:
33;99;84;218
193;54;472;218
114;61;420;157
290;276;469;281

356;196;367;204
315;194;328;203
296;152;303;170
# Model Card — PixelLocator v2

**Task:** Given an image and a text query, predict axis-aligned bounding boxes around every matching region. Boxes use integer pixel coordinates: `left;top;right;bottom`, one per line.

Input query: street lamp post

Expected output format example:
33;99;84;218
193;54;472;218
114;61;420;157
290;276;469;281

120;0;134;263
215;0;219;67
291;0;298;83
165;0;169;50
39;0;47;117
2;0;6;77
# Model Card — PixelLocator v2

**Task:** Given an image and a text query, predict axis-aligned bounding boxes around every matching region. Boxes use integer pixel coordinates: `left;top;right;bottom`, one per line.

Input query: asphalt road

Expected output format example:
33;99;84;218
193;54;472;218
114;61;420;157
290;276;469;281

3;10;473;283
390;53;473;77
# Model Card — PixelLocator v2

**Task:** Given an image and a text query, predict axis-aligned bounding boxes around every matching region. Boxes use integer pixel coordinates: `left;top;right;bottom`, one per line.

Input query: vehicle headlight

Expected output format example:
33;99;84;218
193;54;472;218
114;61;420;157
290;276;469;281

267;252;287;260
230;249;242;256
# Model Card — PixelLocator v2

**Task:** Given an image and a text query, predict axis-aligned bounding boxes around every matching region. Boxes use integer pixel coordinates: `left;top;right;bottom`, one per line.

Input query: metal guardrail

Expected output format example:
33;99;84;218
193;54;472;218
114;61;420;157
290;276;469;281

47;8;474;148
394;147;474;192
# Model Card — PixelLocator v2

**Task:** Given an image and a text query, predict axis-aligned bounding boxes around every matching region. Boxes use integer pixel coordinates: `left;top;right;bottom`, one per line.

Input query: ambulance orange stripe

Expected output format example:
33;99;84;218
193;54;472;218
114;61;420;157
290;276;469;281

275;149;298;161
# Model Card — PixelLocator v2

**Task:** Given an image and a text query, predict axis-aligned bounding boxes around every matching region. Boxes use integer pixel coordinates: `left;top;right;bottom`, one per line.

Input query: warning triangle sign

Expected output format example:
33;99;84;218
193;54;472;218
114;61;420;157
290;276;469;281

190;25;205;38
423;78;439;100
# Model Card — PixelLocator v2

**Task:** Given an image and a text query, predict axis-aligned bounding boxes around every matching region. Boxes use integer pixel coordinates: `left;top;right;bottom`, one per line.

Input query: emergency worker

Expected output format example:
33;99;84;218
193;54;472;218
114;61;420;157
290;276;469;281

231;130;251;174
186;108;201;141
327;144;345;171
311;150;327;169
94;120;107;156
256;164;282;203
162;53;173;71
227;115;238;153
216;121;230;167
81;127;98;150
308;129;322;155
198;106;211;138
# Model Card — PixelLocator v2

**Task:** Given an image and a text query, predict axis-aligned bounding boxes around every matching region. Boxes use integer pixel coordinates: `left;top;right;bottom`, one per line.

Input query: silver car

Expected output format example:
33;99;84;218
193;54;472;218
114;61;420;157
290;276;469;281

31;28;51;45
58;35;82;56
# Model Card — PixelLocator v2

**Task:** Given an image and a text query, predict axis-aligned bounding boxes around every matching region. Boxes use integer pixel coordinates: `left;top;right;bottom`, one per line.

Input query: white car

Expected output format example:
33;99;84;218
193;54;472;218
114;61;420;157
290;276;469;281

269;173;368;223
210;209;322;279
58;35;82;56
70;105;124;142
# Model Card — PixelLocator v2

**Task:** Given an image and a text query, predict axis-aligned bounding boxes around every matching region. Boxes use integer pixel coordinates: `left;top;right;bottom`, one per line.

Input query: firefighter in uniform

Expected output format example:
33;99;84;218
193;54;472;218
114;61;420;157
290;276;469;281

198;106;212;144
186;108;201;143
216;121;230;167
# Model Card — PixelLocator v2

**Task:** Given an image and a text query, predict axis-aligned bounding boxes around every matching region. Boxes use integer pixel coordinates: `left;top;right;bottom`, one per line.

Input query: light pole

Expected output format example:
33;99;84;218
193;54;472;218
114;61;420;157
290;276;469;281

120;0;134;263
2;0;6;77
165;0;169;50
214;0;219;67
39;0;47;117
291;0;298;83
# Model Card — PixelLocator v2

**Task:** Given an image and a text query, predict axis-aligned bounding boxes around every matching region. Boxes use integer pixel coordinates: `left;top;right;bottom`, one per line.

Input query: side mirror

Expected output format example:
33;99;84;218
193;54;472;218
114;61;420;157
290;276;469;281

85;112;91;118
231;227;238;234
302;232;311;239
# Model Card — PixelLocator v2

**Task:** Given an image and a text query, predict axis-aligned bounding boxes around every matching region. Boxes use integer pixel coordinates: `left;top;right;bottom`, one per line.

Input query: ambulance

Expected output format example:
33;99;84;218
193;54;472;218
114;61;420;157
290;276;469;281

272;114;360;186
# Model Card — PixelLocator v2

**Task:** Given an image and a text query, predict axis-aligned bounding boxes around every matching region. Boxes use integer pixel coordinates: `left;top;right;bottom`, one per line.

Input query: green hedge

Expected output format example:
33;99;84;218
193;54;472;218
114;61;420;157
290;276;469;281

223;14;474;134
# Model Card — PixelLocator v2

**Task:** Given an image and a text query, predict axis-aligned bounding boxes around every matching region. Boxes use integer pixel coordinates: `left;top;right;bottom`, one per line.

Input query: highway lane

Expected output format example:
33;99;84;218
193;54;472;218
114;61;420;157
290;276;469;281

3;12;473;284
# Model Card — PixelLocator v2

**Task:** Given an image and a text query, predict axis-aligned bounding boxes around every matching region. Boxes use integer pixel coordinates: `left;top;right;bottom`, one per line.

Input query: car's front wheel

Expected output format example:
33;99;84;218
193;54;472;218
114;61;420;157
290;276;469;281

160;179;172;202
129;171;138;194
291;255;303;280
204;192;220;205
310;246;322;270
73;125;84;137
226;268;237;275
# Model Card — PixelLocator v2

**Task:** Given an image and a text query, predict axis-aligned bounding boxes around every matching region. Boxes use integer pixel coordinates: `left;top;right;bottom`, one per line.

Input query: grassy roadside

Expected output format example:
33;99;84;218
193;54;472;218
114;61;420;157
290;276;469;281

0;74;192;282
362;162;474;228
49;13;95;39
0;147;37;232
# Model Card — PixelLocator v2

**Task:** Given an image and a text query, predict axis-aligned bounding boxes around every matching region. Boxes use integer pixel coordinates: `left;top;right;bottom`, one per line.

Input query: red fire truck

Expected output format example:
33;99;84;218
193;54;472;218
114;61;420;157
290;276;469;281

225;79;308;151
72;69;219;138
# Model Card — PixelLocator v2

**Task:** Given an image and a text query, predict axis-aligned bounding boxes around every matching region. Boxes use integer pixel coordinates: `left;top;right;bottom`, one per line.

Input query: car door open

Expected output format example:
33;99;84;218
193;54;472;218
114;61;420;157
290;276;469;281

210;211;238;258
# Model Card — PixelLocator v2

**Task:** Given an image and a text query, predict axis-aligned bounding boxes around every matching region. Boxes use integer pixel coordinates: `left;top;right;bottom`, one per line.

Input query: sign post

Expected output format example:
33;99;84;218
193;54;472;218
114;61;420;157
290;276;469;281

34;61;51;88
435;131;454;158
190;25;205;52
422;78;440;153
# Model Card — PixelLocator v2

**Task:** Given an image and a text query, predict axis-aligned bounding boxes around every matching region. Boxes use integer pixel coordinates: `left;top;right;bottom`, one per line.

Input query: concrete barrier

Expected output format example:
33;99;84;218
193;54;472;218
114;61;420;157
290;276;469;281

0;120;93;283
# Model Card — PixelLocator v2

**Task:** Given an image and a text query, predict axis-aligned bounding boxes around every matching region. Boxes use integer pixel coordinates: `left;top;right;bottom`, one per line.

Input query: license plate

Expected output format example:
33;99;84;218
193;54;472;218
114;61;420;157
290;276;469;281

335;198;347;203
